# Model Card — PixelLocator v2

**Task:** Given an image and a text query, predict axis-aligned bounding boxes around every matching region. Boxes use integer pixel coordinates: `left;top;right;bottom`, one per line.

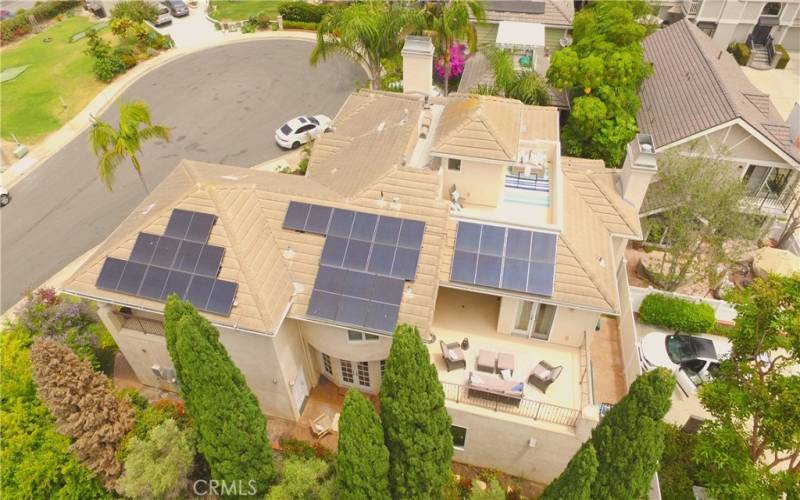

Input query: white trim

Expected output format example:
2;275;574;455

727;133;754;152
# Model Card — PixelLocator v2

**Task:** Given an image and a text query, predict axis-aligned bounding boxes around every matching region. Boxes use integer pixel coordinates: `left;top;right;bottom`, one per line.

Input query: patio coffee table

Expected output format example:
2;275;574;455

496;352;515;375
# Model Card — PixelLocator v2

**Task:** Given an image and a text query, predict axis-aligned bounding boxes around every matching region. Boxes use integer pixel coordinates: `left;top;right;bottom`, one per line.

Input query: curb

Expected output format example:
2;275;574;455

2;31;320;190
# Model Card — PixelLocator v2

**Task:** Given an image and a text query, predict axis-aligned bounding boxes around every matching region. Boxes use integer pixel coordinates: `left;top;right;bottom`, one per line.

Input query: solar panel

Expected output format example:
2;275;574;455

336;296;370;325
351;213;378;241
320;236;348;267
195;245;224;277
206;280;238;316
372;275;405;304
398;219;425;249
185;212;216;243
162;270;192;299
306;205;333;234
283;201;311;231
174;240;203;273
117;261;147;294
365;302;400;333
129;233;159;264
139;265;170;299
342;270;374;299
392;247;420;281
186;275;215;310
151;236;181;268
308;290;340;319
329;209;355;237
164;209;193;239
315;265;346;294
96;257;127;290
367;244;395;275
375;216;401;245
343;240;370;271
450;222;557;297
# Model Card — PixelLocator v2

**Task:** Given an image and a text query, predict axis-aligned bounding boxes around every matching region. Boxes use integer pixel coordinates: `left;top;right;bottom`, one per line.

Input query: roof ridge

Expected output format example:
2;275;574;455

476;104;520;161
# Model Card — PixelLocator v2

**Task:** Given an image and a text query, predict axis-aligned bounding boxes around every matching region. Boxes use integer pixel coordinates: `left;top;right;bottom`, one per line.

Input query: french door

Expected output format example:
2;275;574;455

511;300;556;341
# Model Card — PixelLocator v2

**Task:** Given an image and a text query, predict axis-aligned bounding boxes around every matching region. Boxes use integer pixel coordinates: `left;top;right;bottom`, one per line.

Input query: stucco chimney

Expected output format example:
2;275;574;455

402;36;434;96
620;133;658;212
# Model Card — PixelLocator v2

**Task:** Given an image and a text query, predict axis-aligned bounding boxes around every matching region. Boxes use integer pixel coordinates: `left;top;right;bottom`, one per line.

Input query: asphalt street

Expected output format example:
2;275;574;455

1;39;364;312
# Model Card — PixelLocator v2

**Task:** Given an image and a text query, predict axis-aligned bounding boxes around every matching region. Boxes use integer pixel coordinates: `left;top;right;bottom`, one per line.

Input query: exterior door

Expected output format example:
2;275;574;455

291;370;309;414
752;24;772;45
511;300;535;337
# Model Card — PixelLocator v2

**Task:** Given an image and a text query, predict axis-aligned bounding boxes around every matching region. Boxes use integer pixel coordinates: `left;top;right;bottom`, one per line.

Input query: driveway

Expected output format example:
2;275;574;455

0;39;363;313
154;0;232;49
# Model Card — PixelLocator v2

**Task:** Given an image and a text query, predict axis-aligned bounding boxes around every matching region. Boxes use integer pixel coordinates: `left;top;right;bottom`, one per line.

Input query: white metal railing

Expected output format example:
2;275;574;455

628;286;737;323
683;0;701;16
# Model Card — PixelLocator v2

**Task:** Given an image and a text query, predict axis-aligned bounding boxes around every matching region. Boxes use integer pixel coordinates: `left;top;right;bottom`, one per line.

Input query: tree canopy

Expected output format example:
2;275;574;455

588;368;675;499
477;48;550;106
164;295;275;495
641;144;760;291
424;0;485;95
547;0;652;166
336;389;390;500
540;442;598;500
379;324;453;499
695;275;800;498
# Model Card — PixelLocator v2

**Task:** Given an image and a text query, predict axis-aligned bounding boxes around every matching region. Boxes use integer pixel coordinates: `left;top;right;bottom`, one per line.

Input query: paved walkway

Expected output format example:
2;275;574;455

742;49;800;120
0;37;364;313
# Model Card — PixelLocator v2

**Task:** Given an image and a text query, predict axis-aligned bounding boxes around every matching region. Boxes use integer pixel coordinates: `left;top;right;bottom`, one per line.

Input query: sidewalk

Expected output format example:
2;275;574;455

0;30;318;189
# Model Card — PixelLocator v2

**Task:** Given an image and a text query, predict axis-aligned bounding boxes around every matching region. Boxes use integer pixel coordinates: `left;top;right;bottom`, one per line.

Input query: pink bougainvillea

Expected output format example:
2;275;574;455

435;43;466;80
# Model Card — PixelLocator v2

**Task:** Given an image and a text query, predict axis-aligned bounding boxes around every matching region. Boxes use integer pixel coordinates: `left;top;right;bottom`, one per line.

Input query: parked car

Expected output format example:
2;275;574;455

154;4;172;26
162;0;189;17
639;332;731;396
0;186;10;207
275;115;332;149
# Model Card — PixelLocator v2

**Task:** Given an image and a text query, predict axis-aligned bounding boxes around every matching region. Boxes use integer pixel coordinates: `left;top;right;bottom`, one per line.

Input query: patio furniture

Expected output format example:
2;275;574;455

476;349;497;373
440;340;466;371
467;372;524;407
461;337;470;350
528;361;563;393
496;352;515;375
311;413;333;439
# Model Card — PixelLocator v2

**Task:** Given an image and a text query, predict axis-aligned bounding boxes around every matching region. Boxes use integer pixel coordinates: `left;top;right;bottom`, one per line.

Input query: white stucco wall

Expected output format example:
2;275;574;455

496;296;600;348
441;158;506;208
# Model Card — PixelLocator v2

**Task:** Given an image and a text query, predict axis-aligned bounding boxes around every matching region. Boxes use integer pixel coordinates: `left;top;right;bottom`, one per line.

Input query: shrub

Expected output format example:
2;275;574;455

267;457;336;500
0;0;79;43
774;44;790;69
118;419;195;500
638;293;716;333
659;425;701;500
30;338;135;487
727;42;750;66
120;398;189;459
111;0;158;23
248;10;272;30
94;54;126;82
469;478;506;500
435;43;466;80
282;20;318;31
540;443;598;500
278;1;331;23
279;436;317;460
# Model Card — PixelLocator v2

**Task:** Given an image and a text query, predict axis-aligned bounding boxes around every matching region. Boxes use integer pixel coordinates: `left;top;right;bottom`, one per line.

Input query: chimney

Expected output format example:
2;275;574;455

620;133;658;212
402;36;434;96
789;103;800;149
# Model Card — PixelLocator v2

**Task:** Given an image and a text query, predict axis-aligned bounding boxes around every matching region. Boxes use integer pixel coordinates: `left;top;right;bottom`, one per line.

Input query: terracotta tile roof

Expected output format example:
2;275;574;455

638;20;800;164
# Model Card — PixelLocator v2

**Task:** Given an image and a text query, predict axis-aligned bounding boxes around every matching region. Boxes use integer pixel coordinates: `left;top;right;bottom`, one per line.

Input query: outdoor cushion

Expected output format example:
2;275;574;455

497;352;515;372
476;349;497;372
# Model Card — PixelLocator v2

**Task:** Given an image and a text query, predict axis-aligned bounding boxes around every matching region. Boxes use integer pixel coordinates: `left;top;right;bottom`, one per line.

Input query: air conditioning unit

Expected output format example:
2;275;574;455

151;364;177;384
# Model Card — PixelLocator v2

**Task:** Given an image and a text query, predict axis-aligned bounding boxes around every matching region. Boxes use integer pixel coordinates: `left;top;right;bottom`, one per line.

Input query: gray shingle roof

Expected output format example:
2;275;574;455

637;19;800;164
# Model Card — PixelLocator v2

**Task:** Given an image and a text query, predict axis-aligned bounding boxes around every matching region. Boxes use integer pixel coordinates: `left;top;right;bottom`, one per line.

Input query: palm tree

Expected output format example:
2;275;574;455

89;101;170;195
479;48;550;106
310;1;425;90
426;0;486;96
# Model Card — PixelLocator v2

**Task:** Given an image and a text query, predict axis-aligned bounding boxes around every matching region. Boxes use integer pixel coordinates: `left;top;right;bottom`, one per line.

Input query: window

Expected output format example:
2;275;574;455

451;425;467;449
380;359;386;377
347;330;380;342
321;353;333;376
447;158;461;171
532;304;556;341
296;124;315;134
308;116;319;125
357;361;370;387
280;124;292;135
340;360;354;384
762;2;783;16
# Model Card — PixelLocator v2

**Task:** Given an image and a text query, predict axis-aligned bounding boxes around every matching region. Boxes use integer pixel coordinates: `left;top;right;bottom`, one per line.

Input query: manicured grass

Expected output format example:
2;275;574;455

209;0;281;21
1;16;108;144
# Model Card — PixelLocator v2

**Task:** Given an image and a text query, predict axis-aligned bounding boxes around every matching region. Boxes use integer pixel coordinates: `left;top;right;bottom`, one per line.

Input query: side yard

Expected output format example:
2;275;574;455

0;15;108;144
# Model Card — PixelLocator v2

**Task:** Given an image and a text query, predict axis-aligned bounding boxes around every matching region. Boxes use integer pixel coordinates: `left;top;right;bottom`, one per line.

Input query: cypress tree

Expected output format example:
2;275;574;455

336;389;390;500
540;442;598;500
589;367;675;500
379;324;453;499
164;295;275;495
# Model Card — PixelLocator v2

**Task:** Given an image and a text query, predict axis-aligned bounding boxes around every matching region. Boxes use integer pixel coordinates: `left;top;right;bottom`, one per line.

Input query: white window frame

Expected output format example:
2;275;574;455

447;158;462;171
347;329;380;343
380;359;386;378
321;352;333;376
340;360;354;384
511;300;555;341
356;361;371;387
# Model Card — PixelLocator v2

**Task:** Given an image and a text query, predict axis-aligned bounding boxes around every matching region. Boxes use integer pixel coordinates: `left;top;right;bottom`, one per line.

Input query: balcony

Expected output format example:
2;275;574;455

115;312;165;336
683;0;701;16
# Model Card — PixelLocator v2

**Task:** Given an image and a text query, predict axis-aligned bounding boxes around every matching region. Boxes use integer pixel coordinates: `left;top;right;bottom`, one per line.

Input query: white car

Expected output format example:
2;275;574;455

275;115;332;149
639;332;731;396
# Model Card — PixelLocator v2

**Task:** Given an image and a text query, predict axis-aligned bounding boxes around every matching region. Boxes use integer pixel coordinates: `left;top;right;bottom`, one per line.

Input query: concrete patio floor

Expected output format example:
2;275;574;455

742;50;800;120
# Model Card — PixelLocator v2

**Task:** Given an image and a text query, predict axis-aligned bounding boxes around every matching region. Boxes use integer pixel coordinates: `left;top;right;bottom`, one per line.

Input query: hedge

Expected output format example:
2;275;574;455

638;293;716;333
283;20;318;31
1;1;80;43
278;1;332;23
727;42;750;66
774;44;790;69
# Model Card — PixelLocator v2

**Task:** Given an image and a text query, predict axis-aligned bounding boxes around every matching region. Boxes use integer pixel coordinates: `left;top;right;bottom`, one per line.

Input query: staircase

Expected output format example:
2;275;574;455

748;45;772;70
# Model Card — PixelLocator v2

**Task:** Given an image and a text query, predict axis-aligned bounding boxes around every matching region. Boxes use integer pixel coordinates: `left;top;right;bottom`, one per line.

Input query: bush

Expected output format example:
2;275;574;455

111;0;158;23
120;398;189;459
727;42;750;66
659;425;701;500
249;10;272;30
278;1;331;23
94;54;126;82
282;20;318;31
775;44;790;69
0;0;79;42
267;457;336;500
638;293;716;333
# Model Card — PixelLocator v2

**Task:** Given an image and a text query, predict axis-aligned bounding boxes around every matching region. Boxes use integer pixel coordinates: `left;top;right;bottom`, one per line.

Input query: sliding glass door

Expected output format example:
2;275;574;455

511;300;556;341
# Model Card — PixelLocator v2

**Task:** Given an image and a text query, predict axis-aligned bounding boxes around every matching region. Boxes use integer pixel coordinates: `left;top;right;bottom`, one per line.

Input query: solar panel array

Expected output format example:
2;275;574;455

450;221;557;296
95;209;238;316
283;201;426;334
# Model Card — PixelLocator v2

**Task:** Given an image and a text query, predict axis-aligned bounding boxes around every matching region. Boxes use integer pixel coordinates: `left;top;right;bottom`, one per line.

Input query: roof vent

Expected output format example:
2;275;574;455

597;257;606;268
377;121;386;133
282;246;296;259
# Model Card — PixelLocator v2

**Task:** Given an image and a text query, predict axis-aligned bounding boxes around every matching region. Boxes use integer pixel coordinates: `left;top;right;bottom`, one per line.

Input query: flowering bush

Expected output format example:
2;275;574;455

435;43;466;80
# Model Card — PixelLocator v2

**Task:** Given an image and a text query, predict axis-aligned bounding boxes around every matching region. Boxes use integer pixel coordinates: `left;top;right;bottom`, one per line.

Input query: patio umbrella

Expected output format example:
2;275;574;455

752;247;800;278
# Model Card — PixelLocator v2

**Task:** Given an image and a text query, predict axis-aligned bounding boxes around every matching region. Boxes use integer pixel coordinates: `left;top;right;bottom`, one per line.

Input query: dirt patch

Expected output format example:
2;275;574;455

452;461;545;499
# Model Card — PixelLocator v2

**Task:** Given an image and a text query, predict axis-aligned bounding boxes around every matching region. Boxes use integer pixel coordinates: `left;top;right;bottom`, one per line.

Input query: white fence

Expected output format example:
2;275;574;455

628;286;738;324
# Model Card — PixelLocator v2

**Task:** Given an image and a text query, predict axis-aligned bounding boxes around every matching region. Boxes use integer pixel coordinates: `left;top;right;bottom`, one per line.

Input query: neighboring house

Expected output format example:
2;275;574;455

634;19;800;244
480;0;574;50
61;40;652;483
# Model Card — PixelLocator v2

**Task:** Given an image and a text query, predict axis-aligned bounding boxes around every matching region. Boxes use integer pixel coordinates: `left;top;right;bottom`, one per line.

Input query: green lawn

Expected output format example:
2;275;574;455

1;16;108;144
209;0;282;21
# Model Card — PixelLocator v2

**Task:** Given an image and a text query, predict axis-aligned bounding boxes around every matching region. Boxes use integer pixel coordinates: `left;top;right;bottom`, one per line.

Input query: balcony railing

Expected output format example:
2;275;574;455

745;184;798;214
683;0;701;16
117;313;165;336
441;381;581;427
